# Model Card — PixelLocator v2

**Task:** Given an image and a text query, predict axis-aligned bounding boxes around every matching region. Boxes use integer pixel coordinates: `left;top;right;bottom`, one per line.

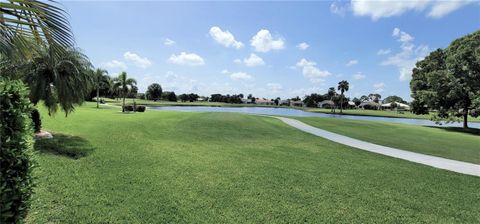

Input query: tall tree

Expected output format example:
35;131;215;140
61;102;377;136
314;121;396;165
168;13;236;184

146;83;162;101
411;31;480;128
327;87;337;112
383;95;407;104
368;93;382;103
337;80;349;113
92;68;109;108
113;72;137;112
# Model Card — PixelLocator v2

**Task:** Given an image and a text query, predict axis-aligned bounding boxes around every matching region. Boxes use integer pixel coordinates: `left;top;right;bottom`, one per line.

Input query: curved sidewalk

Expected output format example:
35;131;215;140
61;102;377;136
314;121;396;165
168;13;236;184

274;116;480;177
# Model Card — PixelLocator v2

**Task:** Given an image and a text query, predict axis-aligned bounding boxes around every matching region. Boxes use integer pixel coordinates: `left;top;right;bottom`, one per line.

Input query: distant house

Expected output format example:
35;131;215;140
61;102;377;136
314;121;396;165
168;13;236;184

241;98;253;104
317;100;335;108
279;99;290;106
197;97;207;102
359;101;381;110
255;98;274;105
290;100;304;107
381;102;411;110
347;101;356;109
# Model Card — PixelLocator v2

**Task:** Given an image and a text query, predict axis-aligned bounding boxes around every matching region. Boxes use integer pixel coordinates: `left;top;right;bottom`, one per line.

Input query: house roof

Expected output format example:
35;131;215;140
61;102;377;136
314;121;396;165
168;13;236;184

318;100;334;105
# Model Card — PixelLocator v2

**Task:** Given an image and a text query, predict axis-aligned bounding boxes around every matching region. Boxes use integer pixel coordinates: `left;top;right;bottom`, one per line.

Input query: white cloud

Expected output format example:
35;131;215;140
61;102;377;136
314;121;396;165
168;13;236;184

209;26;244;49
230;72;253;81
353;72;366;80
233;58;242;64
267;83;283;92
330;1;347;16
427;0;473;18
351;0;474;20
373;82;385;93
296;58;332;84
102;60;127;70
243;53;265;67
221;69;229;74
377;48;391;55
123;52;152;69
346;59;358;66
381;28;430;81
164;38;175;46
297;42;309;50
168;52;205;66
289;87;324;97
250;29;285;52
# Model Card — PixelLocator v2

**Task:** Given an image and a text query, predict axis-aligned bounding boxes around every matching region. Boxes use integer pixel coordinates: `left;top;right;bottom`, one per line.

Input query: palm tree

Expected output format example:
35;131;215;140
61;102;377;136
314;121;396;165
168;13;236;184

1;0;74;58
337;80;349;114
92;68;109;108
113;72;137;112
327;87;336;113
22;47;93;115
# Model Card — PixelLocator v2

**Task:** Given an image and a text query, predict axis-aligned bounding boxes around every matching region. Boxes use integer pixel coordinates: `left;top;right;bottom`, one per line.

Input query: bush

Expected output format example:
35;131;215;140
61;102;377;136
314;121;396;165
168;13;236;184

31;108;42;133
123;105;134;112
136;105;146;112
0;79;34;223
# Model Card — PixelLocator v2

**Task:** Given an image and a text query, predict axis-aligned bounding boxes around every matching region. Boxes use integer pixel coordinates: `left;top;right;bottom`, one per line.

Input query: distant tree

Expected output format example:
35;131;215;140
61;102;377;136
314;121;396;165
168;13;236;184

327;87;337;112
146;83;162;101
360;95;369;102
390;102;398;110
352;97;362;107
113;72;137;112
410;31;480;128
92;68;109;108
303;93;326;108
179;94;189;102
368;93;382;103
337;80;349;113
291;96;301;101
162;91;177;102
384;95;407;104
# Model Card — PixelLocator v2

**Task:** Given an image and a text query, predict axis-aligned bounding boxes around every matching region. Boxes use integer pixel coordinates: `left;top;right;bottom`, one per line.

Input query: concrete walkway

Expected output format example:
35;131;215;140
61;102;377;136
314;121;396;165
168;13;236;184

274;116;480;177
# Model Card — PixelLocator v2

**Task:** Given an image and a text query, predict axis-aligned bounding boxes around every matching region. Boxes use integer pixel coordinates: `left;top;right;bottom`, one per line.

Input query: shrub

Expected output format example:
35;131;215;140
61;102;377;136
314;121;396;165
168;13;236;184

0;79;34;223
123;105;134;112
31;108;42;133
136;105;146;112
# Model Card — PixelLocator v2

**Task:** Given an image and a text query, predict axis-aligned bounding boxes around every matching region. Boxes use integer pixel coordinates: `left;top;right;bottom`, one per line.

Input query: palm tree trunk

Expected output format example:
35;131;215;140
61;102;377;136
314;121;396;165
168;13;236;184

340;92;344;114
122;93;126;112
96;86;100;109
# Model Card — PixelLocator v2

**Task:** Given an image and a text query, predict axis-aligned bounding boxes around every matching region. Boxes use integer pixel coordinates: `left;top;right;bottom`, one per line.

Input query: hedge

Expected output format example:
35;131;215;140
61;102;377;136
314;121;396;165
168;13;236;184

0;79;35;223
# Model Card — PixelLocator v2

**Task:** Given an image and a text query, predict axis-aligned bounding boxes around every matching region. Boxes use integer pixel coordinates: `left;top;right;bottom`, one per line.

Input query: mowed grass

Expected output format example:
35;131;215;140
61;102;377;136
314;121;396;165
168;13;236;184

296;117;480;164
28;103;480;223
306;108;480;122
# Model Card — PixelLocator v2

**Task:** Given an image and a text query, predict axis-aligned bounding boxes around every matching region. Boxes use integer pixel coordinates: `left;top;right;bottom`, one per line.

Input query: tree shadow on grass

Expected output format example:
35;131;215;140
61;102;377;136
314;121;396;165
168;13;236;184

426;126;480;136
34;134;95;159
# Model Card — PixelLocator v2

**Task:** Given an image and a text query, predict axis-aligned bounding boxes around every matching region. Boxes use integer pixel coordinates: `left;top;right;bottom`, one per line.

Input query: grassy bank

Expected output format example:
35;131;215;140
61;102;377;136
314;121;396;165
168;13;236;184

28;103;480;223
297;117;480;164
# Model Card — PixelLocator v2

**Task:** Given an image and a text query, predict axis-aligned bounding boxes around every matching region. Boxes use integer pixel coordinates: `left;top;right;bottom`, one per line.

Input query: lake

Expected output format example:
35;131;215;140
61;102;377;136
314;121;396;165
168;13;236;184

151;106;480;129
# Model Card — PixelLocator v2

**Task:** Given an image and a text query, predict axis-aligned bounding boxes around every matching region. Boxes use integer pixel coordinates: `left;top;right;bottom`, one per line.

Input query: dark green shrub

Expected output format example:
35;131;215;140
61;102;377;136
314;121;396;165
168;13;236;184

136;105;146;112
0;79;34;223
123;105;134;112
31;108;42;133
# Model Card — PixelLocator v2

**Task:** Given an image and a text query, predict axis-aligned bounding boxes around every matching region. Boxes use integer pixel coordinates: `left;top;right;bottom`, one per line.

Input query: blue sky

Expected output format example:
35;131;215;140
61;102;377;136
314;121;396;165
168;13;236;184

62;1;480;100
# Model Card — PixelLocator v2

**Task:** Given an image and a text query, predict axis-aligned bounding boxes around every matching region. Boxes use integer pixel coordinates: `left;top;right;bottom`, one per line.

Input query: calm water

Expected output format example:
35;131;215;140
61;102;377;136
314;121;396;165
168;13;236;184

151;106;480;129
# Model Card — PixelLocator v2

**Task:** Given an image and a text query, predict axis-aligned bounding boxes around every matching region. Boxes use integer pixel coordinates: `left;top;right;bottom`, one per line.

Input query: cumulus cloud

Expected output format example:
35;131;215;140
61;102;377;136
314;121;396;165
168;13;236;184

102;60;127;70
233;58;242;64
330;1;347;16
346;59;358;66
351;0;474;20
221;69;229;74
297;42;309;50
230;72;253;81
123;52;152;68
377;48;391;55
267;83;283;92
209;26;244;49
168;52;205;66
381;28;430;81
164;38;175;46
373;82;385;93
296;58;332;84
250;29;285;52
353;72;366;80
243;53;265;67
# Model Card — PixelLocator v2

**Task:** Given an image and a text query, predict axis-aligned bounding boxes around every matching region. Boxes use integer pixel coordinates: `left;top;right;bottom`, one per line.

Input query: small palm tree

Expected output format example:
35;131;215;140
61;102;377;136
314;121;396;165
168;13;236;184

337;80;349;114
92;68;109;108
327;87;336;113
113;72;137;112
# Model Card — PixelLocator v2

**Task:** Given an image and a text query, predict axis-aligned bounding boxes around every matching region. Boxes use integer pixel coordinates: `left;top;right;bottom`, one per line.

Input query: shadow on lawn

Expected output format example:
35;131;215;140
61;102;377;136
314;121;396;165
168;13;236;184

34;134;95;159
426;126;480;136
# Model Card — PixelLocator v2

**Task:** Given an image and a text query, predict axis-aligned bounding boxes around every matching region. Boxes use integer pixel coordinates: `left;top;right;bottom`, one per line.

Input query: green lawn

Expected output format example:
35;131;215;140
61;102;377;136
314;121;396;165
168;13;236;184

296;117;480;164
306;108;480;122
28;103;480;223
